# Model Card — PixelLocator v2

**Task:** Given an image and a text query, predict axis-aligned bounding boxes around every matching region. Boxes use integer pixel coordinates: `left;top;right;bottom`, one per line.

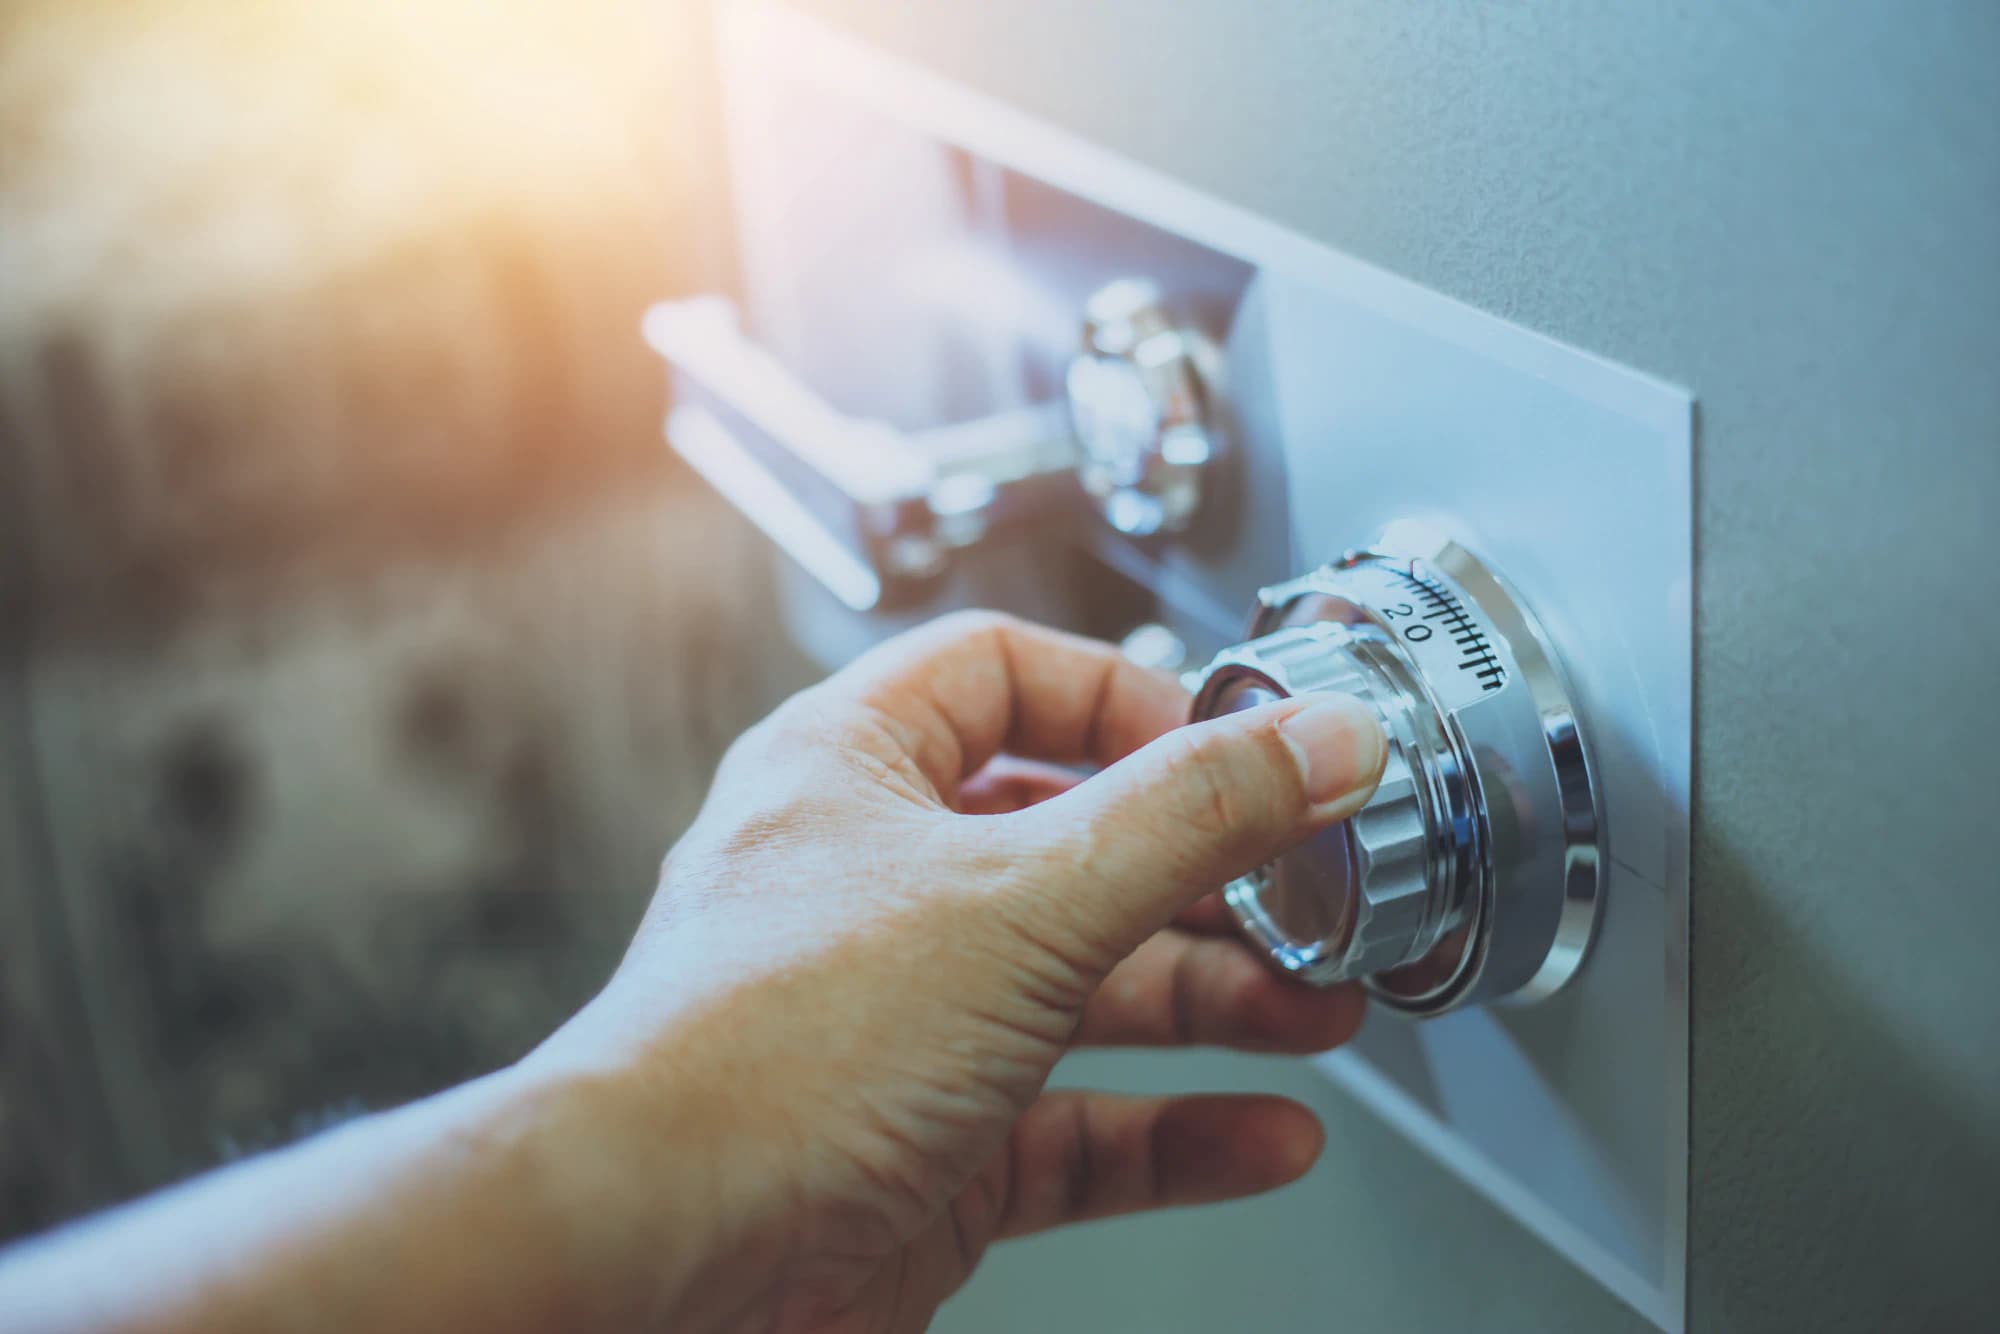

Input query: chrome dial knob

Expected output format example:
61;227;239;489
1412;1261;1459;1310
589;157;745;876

1065;279;1216;537
1186;526;1603;1015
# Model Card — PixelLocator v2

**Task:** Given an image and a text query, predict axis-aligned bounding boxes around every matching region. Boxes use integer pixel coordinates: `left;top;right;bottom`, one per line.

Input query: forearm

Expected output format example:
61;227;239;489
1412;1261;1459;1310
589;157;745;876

0;1060;719;1334
0;612;1377;1334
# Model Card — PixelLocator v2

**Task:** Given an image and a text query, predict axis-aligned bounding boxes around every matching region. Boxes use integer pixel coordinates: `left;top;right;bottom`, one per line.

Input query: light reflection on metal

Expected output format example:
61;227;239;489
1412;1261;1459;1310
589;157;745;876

1066;279;1219;537
645;297;1081;610
1188;529;1603;1016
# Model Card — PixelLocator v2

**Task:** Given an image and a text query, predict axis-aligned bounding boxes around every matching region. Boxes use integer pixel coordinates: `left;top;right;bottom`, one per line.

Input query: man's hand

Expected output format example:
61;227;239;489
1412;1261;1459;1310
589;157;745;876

543;611;1386;1332
0;612;1384;1334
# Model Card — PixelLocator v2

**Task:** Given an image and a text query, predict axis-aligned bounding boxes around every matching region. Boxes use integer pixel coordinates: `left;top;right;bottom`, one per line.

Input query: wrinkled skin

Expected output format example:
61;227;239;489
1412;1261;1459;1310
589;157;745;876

0;612;1385;1334
546;612;1387;1332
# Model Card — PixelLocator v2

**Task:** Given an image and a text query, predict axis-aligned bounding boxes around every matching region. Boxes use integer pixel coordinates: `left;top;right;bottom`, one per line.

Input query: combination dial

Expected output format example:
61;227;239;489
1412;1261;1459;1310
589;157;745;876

1187;525;1602;1016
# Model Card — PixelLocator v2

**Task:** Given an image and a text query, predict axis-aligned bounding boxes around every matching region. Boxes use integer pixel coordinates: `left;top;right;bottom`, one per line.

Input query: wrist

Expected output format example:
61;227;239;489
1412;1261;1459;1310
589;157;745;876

503;1004;797;1332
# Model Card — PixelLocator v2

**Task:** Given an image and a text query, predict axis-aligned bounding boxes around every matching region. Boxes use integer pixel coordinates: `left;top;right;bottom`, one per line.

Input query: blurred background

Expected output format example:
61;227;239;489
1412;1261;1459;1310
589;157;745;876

0;0;818;1237
7;4;1999;1332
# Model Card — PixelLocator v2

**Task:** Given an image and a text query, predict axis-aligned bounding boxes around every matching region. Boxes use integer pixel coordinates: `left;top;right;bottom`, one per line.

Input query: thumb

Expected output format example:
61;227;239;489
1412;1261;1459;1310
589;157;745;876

1009;693;1387;962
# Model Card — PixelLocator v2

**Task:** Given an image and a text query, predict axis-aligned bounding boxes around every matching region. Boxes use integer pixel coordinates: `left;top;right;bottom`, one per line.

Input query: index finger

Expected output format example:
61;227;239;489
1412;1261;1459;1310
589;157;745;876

823;610;1190;794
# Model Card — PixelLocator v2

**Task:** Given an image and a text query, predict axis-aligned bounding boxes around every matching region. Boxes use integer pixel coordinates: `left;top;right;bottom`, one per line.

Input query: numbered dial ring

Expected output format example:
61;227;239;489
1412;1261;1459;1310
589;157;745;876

1187;532;1603;1015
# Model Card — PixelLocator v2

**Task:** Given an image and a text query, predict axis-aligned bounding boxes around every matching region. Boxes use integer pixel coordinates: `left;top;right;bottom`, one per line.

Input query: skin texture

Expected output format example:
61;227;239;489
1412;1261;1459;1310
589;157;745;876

0;611;1386;1334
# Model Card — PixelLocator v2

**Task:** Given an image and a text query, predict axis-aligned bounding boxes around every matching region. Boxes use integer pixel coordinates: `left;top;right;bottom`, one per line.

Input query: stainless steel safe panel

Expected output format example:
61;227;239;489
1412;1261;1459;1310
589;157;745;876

668;6;1692;1328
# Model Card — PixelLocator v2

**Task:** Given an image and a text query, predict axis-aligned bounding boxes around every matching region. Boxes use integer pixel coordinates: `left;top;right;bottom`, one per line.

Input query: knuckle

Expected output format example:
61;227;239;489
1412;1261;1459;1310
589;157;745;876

928;607;1019;646
1149;716;1313;872
1167;940;1206;1045
1177;736;1246;845
724;690;811;761
1217;954;1275;1035
733;688;850;769
1159;726;1263;848
1059;1095;1098;1222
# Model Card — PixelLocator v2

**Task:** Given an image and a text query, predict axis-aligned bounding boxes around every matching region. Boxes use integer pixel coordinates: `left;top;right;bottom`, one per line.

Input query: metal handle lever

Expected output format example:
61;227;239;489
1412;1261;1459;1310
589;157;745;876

644;297;1078;611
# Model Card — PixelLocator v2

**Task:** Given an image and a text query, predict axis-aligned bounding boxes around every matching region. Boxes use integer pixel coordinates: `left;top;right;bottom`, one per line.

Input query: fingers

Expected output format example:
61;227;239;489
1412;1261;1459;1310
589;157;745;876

819;611;1190;795
1005;692;1386;963
954;757;1083;815
1076;929;1366;1053
996;1091;1322;1240
1172;893;1238;936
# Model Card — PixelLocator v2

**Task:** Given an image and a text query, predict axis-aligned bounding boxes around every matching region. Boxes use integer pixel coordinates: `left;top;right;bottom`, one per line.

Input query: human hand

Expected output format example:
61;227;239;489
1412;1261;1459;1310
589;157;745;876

533;611;1386;1333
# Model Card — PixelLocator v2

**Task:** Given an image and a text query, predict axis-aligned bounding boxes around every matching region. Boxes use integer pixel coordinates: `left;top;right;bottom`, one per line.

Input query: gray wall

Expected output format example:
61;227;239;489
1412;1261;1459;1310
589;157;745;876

787;2;2000;1330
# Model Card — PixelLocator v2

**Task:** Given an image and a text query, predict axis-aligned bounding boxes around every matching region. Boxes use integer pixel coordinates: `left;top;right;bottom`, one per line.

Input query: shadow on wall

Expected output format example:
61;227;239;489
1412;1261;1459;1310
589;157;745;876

0;0;816;1240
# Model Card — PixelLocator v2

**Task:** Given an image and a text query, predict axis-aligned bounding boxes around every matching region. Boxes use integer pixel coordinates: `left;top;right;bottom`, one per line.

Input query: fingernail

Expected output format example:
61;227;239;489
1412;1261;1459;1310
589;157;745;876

1277;695;1385;815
